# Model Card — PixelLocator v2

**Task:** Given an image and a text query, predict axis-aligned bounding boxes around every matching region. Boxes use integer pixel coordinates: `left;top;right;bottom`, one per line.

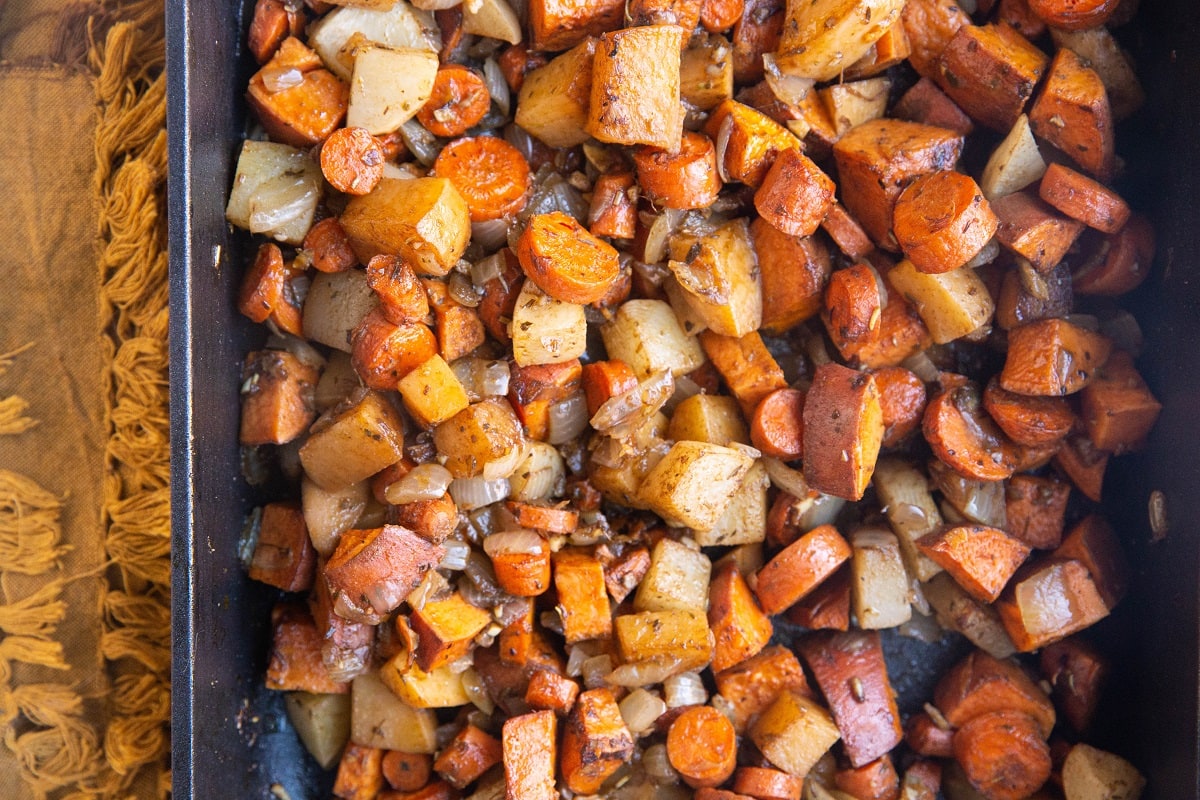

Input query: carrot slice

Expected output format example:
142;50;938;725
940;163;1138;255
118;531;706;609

320;126;385;196
588;169;638;239
1027;0;1120;31
750;387;806;461
515;211;621;305
303;217;357;273
825;263;885;349
524;668;580;715
753;147;836;238
785;565;850;631
433;724;502;790
633;131;723;210
953;710;1051;800
505;501;579;534
1038;162;1130;234
1073;213;1155;296
893;171;998;274
238;242;304;335
732;766;804;800
248;0;304;64
923;381;1018;481
755;524;852;615
934;650;1056;737
701;0;744;32
834;755;900;800
820;203;875;261
732;0;784;84
905;712;955;758
417;64;491;138
350;309;439;391
581;360;638;417
498;43;548;93
382;751;431;792
982;377;1075;446
803;363;885;500
666;706;738;789
873;366;927;448
432;135;532;223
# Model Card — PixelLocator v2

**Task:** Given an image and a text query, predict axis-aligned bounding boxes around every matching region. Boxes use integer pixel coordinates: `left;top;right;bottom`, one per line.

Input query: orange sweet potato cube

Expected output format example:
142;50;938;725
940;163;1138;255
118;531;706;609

935;24;1048;132
993;192;1086;273
832;119;963;249
703;99;802;188
248;501;317;592
751;218;832;334
714;645;811;733
502;711;557;800
1053;514;1129;609
265;602;349;694
917;524;1031;603
1005;475;1071;550
560;688;635;794
698;330;788;418
239;349;319;445
553;550;612;643
1029;47;1115;181
529;0;623;51
247;37;348;147
524;668;580;715
1001;318;1112;397
708;562;773;673
409;592;493;672
1080;350;1162;453
334;743;385;800
433;724;502;790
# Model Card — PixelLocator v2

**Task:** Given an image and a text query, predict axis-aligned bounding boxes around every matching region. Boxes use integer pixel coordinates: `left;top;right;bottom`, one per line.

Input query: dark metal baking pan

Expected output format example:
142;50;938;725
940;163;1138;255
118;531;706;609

168;2;1200;797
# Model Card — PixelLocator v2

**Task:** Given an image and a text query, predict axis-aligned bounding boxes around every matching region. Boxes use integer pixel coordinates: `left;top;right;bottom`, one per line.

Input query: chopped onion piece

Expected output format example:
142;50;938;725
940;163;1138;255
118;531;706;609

566;644;590;678
582;654;614;689
449;476;511;510
461;666;495;715
483;57;511;117
481;443;526;481
547;393;589;445
902;351;940;383
605;658;683;687
966;237;1000;269
471;252;505;287
439;539;471;572
412;0;462;8
261;66;303;93
508;441;565;501
643;744;679;784
898;610;943;643
619;688;666;734
248;173;318;234
763;457;813;499
483;529;545;557
401;118;441;166
714;114;733;185
264;331;326;371
590;369;674;436
930;462;1006;528
663;671;706;708
384;463;454;504
642;208;685;264
1101;310;1144;356
763;53;816;106
471;218;510;254
796;493;846;531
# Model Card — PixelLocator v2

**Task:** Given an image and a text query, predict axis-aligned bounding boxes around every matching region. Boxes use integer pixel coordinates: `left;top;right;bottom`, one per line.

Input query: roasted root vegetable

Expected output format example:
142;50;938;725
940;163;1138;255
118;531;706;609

231;0;1160;794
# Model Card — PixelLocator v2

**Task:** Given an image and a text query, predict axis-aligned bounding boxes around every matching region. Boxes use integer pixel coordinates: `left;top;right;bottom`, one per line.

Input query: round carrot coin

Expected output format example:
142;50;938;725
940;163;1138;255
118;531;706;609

433;135;532;222
319;127;385;195
893;170;998;274
633;131;723;210
515;211;621;305
666;706;738;789
418;64;490;138
750;387;806;460
1027;0;1119;30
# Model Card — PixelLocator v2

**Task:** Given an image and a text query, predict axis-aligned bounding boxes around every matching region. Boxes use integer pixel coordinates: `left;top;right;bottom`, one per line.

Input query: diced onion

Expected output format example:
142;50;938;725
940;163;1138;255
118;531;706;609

461;667;496;715
412;0;462;8
539;610;564;635
566;644;590;677
449;270;483;308
248;173;317;234
763;457;813;499
582;654;614;689
902;351;940;383
471;219;510;254
930;463;1006;528
619;688;666;734
590;370;674;436
261;67;303;93
508;441;565;502
642;208;685;264
482;443;526;481
384;463;454;504
439;539;471;571
663;671;706;708
264;331;326;371
547;393;590;445
1101;310;1144;356
643;744;679;784
763;53;816;107
449;476;511;510
483;57;511;117
401;118;441;166
966;237;1000;269
605;658;683;687
483;529;545;557
795;493;846;531
714;114;733;185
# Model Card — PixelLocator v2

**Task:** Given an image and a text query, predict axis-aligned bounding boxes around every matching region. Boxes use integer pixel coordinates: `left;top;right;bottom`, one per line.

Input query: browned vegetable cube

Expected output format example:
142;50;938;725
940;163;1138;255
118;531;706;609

240;349;319;446
249;501;316;592
266;602;349;694
410;592;493;672
935;24;1048;132
560;688;635;793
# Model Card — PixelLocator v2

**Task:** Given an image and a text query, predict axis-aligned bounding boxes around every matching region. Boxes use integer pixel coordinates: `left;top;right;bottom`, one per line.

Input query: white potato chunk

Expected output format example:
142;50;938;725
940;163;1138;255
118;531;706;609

634;538;712;613
462;0;522;44
693;461;769;547
601;299;706;378
820;77;890;137
750;690;841;778
347;45;438;134
510;281;587;367
308;1;439;80
981;114;1046;201
350;672;437;752
775;0;906;82
1062;744;1146;800
924;573;1016;659
637;441;755;529
285;692;351;769
888;260;994;345
303;269;378;352
850;527;912;629
668;219;762;338
872;458;944;582
301;476;369;556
